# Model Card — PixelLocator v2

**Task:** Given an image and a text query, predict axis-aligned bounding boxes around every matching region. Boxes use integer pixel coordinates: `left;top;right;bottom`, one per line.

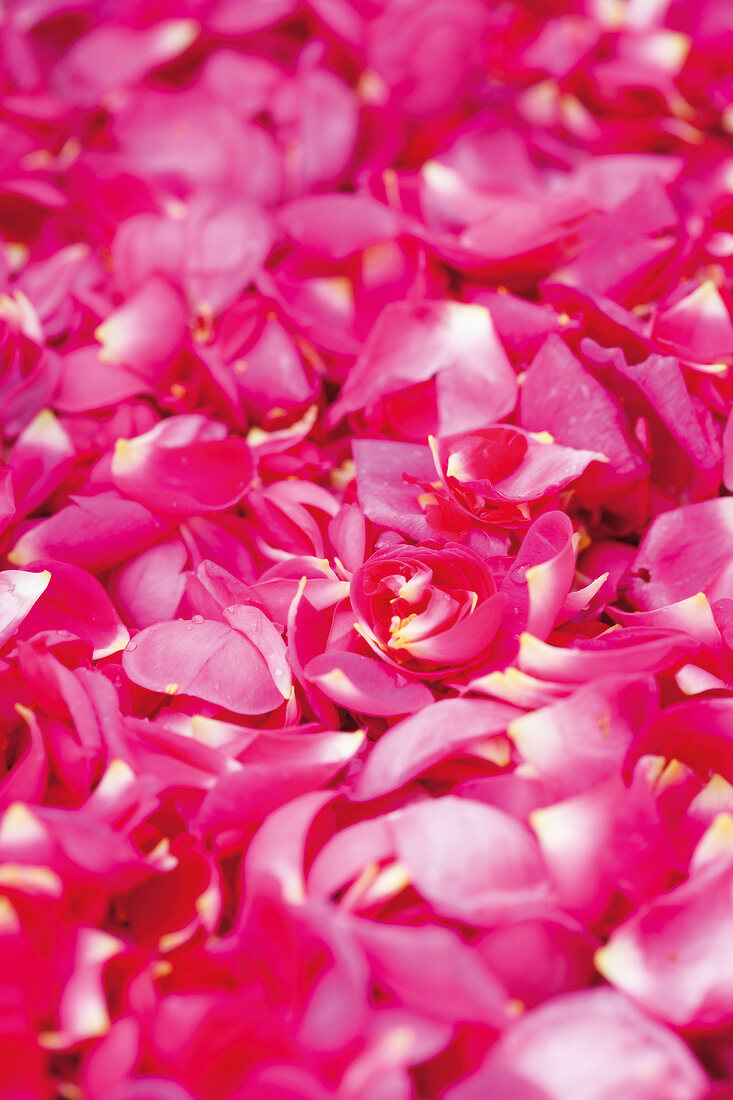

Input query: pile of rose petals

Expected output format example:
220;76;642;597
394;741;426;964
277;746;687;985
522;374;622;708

5;0;733;1096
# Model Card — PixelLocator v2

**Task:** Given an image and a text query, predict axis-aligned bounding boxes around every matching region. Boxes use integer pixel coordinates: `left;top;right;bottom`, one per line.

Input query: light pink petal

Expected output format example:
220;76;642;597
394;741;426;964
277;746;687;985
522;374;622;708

447;988;709;1100
279;193;400;260
55;346;157;412
353;696;520;801
530;766;670;922
353;438;435;541
597;858;733;1028
490;511;575;668
307;817;394;902
185;197;274;315
517;628;697;683
653;279;733;364
523;517;577;640
352;917;511;1026
195;729;363;832
625;498;733;610
508;675;658;799
609;593;725;658
330;301;517;436
243;790;336;905
0;567;51;648
305;651;433;717
390;795;551;925
51;21;199;107
553;180;678;306
520;335;645;494
110;538;188;630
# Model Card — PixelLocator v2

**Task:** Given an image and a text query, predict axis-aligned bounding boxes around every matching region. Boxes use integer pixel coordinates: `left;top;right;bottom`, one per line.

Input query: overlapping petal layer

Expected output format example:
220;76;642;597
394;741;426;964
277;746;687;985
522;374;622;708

1;1;733;1097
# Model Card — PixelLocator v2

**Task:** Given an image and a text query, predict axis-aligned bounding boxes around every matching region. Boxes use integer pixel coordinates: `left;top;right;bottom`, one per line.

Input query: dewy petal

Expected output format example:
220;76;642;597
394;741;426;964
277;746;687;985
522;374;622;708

121;618;283;715
223;604;292;699
625;499;733;611
111;415;253;516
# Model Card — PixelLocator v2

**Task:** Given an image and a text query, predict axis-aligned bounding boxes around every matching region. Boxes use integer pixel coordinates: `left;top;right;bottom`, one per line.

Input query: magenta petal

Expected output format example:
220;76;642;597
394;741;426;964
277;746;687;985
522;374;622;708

111;415;253;516
8;492;171;574
17;560;129;658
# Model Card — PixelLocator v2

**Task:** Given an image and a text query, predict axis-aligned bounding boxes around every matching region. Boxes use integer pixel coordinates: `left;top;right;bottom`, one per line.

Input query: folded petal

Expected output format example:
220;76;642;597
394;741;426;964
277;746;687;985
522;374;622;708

352;696;520;801
122;618;283;715
389;795;551;925
305;651;433;717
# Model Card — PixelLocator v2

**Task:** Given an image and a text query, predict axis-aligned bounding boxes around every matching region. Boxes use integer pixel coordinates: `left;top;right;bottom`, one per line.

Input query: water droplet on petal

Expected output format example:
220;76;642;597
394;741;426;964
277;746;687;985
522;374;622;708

192;615;204;624
126;641;137;651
